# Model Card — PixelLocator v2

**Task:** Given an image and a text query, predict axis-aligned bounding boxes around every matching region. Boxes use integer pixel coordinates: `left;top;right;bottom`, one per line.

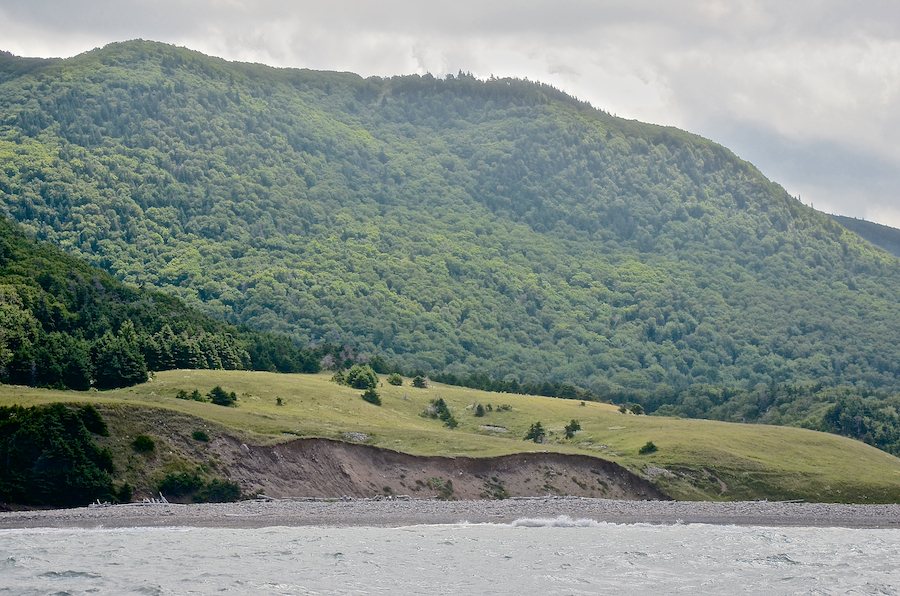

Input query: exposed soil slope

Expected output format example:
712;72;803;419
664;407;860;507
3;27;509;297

94;404;667;501
217;437;670;501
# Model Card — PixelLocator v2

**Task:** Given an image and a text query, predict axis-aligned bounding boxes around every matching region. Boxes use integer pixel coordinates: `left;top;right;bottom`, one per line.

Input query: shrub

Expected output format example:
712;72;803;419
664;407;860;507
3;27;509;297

412;375;427;388
276;397;283;406
116;482;133;503
346;364;378;389
192;430;210;442
423;398;457;429
387;373;403;386
132;435;155;453
427;477;455;500
639;441;658;454
208;386;237;407
78;404;108;436
564;419;581;439
157;471;204;497
475;404;485;417
524;422;545;443
362;388;382;406
631;404;645;415
177;389;206;401
158;472;242;502
195;478;242;503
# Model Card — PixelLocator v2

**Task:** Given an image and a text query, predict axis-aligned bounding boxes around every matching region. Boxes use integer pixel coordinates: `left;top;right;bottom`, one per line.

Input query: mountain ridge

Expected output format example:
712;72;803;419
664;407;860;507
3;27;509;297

1;40;899;403
829;214;900;257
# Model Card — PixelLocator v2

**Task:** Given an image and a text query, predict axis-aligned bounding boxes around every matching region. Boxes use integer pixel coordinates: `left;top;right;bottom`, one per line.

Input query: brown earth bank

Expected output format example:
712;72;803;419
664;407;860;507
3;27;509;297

218;437;671;501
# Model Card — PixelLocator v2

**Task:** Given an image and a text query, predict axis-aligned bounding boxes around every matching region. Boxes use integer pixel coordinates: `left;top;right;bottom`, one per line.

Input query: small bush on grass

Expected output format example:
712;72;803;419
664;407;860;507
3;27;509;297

387;373;403;386
176;389;206;401
639;441;658;454
423;398;457;429
345;364;378;389
78;404;108;436
412;375;427;388
208;386;237;407
362;388;382;405
564;419;581;439
132;435;155;453
524;422;545;443
192;430;210;442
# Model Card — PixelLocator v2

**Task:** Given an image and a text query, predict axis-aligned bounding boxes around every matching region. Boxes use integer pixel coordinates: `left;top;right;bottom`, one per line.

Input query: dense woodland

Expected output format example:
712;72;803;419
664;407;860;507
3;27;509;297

0;403;118;506
0;215;324;388
3;42;900;453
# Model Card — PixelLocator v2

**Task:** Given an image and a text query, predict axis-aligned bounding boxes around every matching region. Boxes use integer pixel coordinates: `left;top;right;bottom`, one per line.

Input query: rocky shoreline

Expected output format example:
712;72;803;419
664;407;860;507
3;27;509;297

3;497;900;530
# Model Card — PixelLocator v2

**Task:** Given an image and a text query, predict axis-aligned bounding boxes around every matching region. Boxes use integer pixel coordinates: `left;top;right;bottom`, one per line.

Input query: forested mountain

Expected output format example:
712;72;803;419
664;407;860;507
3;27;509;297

0;215;322;389
830;214;900;258
2;40;900;407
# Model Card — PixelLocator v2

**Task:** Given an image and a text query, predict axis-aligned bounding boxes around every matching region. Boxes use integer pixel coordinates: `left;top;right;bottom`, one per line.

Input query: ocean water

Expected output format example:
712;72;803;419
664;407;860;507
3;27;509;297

2;517;899;595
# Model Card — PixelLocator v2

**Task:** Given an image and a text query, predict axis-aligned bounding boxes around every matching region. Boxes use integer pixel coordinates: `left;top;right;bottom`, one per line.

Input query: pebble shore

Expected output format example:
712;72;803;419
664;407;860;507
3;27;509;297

3;497;900;530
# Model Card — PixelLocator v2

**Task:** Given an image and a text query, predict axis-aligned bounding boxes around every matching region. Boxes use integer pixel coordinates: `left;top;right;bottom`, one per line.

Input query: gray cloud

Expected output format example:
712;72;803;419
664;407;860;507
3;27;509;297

1;0;898;226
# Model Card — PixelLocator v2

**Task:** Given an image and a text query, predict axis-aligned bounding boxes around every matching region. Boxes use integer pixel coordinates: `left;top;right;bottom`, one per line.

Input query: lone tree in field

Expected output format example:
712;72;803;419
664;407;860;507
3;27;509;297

524;422;545;443
361;387;382;406
564;419;581;439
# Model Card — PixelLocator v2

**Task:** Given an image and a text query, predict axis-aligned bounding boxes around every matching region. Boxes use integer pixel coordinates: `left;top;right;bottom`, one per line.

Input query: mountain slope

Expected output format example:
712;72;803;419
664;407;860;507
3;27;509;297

830;214;900;258
1;40;899;399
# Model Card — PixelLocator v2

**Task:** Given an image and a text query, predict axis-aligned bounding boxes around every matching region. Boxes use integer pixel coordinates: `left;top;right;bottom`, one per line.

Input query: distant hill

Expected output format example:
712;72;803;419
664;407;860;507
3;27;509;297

2;40;900;407
829;214;900;258
0;215;321;389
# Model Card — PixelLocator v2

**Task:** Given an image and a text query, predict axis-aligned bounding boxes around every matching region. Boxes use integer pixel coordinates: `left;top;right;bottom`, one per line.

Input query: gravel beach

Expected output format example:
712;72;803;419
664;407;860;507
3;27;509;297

3;497;900;530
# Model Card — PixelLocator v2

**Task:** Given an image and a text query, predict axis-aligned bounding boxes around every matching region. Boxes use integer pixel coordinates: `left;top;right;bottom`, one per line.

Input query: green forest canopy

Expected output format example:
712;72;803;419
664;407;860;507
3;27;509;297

2;40;900;407
0;214;325;389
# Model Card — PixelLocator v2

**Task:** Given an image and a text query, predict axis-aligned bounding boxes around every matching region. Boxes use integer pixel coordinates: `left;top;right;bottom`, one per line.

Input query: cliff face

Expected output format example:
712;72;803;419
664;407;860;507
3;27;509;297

90;404;667;502
216;437;670;501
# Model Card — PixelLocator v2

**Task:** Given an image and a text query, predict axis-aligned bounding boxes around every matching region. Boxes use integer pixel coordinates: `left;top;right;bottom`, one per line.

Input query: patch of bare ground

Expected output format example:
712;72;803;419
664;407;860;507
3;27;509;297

218;437;670;501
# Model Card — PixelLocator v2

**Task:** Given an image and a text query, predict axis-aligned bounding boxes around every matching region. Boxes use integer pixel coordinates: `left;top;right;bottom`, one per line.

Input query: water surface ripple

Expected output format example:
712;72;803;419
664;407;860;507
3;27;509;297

2;519;898;595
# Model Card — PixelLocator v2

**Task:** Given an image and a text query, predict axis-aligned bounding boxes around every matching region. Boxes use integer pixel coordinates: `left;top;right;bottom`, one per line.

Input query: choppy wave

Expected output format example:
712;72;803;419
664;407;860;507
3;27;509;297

511;515;621;527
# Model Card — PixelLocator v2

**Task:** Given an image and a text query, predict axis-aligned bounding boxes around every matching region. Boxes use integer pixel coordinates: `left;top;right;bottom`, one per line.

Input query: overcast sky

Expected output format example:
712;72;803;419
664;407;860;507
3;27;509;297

1;1;898;227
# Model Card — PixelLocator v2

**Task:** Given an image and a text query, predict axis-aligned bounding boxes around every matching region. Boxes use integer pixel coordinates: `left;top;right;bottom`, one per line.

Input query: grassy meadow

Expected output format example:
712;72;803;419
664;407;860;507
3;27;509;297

2;370;900;502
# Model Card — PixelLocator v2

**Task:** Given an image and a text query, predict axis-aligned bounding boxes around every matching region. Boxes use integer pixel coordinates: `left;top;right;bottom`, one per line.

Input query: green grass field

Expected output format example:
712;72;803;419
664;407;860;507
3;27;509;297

3;370;900;502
